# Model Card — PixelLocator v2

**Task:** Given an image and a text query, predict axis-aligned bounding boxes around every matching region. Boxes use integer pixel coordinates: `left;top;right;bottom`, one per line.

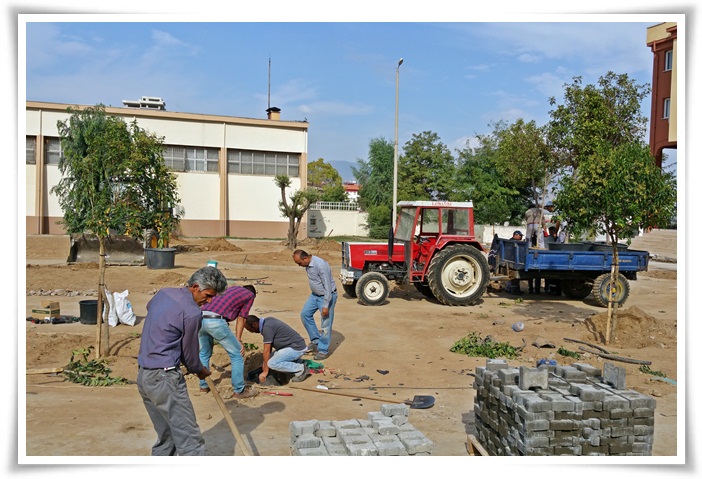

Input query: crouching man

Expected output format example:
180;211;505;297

242;315;312;384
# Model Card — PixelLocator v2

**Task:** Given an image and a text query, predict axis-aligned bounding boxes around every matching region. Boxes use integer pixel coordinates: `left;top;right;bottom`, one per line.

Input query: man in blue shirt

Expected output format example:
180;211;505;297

292;249;338;360
137;266;227;456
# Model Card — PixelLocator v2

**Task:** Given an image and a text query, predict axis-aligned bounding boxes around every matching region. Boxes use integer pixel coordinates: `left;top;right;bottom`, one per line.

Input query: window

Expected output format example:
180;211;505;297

44;137;63;165
664;50;673;71
163;145;219;172
227;149;300;177
26;136;36;164
663;98;670;119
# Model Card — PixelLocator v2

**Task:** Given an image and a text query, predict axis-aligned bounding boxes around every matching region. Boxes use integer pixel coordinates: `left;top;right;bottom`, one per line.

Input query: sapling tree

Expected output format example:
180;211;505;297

274;174;320;250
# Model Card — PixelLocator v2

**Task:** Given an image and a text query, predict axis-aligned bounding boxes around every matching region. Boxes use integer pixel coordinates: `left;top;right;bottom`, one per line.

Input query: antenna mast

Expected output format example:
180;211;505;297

267;57;271;110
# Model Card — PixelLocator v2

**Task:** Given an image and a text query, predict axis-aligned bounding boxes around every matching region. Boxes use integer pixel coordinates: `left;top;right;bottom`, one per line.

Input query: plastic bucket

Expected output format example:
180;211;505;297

144;247;176;269
79;299;99;325
207;260;218;268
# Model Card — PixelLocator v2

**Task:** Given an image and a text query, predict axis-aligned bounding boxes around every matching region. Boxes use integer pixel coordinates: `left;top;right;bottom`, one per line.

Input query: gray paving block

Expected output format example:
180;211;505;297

380;403;409;417
332;419;361;429
572;362;602;377
486;358;510;370
555;365;588;382
290;419;319;437
603;362;626;389
570;383;605;401
519;366;549;390
294;433;322;449
315;420;337;437
397;431;434;455
292;444;329;456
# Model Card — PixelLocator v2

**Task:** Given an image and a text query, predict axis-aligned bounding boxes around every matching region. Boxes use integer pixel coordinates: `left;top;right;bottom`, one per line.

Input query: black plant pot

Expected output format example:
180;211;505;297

144;247;176;269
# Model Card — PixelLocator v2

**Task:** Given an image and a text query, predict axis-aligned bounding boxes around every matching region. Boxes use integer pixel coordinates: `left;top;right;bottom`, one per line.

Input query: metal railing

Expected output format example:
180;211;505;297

310;201;361;211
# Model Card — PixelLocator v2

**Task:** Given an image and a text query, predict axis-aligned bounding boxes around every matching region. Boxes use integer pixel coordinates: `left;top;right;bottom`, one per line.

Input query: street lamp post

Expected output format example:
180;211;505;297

392;57;403;227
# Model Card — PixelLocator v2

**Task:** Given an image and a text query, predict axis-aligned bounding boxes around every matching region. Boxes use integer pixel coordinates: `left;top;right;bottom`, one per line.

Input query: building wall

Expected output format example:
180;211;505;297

24;101;308;239
307;208;369;238
646;22;677;166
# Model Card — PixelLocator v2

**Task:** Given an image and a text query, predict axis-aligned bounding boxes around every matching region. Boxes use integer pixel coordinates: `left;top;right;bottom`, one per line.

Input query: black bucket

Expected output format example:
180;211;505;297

79;299;99;325
144;247;176;269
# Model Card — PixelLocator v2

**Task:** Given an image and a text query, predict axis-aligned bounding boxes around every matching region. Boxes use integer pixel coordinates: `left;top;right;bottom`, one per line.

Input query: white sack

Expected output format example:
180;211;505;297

114;289;137;326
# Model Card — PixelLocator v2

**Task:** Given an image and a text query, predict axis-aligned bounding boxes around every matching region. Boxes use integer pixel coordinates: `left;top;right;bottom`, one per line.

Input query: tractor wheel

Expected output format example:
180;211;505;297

426;244;489;306
414;282;435;299
355;272;390;306
592;273;630;307
561;279;593;299
342;282;358;298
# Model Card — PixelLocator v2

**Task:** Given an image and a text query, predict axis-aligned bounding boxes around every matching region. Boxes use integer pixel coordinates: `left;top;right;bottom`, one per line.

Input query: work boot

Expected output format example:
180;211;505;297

314;351;329;361
231;385;258;399
306;342;318;353
291;364;311;382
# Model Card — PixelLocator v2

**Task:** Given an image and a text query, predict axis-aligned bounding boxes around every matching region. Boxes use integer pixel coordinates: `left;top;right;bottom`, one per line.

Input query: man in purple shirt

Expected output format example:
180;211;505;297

199;284;259;399
137;266;227;456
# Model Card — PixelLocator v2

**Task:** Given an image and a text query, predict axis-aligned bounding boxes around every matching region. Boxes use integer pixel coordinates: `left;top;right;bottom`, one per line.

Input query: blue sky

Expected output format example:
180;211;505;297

20;6;684;182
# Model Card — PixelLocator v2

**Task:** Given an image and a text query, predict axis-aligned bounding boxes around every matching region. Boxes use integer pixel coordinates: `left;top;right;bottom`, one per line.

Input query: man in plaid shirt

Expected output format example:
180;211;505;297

199;284;259;399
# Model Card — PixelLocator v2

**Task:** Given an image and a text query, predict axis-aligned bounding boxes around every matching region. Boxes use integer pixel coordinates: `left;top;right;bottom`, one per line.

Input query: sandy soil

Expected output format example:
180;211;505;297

22;234;680;460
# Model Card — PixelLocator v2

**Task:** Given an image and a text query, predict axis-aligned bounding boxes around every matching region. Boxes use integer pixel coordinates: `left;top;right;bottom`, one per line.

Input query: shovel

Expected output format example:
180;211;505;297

288;384;435;409
205;376;254;456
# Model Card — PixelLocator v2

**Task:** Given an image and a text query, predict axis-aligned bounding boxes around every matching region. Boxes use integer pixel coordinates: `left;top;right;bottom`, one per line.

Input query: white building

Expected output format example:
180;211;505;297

25;101;310;239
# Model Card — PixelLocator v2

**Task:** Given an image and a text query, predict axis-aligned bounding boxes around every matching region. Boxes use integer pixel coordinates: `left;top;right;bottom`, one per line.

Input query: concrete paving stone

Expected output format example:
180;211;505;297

357;419;372;428
294;433;322;449
519;366;549;390
292;444;329;456
603;362;627;389
398;422;417;432
609;408;634;419
344;442;379;456
367;411;385;422
397;433;434;455
601;393;630;411
513;407;554;422
336;427;367;438
380;403;409;417
629;417;654;427
633;425;655;436
290;419;319;437
497;367;521;386
486;358;510;370
572;362;602;377
322;437;347;456
391;414;408;426
633;407;655;418
332;419;361;429
549;419;576;431
315;420;337;437
617;390;657;409
555;365;588;382
570;383;606;401
520;394;553;413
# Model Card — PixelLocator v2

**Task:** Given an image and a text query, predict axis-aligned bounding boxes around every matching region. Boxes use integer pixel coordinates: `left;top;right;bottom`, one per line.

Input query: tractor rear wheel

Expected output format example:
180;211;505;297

414;282;435;299
592;273;630;307
355;272;390;306
426;244;489;306
342;282;358;298
561;279;593;299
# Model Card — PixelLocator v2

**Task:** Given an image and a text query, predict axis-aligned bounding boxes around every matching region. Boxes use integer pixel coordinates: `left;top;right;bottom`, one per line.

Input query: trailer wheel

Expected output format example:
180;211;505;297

426;244;489;306
342;282;358;298
414;282;435;299
592;273;630;307
355;272;390;306
561;279;593;299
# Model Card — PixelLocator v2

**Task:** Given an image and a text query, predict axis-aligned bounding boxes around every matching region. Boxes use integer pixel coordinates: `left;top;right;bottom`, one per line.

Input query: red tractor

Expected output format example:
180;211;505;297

339;201;490;306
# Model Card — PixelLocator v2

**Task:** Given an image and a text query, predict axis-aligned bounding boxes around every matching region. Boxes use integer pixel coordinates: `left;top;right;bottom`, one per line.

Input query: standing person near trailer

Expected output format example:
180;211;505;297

525;203;546;249
292;249;338;360
198;284;259;399
137;266;228;456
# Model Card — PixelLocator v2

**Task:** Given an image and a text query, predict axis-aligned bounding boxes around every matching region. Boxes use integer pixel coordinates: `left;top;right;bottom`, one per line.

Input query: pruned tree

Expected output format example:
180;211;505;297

51;104;179;358
556;142;675;344
397;131;456;201
274;174;320;250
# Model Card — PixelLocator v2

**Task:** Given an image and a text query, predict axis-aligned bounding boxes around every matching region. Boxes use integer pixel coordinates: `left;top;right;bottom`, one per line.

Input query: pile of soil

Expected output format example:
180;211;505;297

583;305;677;349
201;238;243;252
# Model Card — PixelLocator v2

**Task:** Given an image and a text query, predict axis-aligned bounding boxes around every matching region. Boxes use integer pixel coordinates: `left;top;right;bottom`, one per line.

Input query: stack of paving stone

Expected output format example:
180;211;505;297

473;359;656;456
290;403;434;456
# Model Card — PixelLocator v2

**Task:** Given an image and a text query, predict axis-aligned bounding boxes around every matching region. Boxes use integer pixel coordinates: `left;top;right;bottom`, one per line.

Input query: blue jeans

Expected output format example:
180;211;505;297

198;318;245;393
300;291;337;354
267;347;307;375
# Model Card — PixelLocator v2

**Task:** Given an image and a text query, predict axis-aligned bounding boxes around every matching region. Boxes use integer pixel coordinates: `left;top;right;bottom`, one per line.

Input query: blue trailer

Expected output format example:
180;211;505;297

487;235;650;307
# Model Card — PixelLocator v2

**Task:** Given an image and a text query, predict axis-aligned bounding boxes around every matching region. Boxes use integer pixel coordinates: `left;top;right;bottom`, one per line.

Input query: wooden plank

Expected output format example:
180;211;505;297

466;434;489;456
27;367;64;375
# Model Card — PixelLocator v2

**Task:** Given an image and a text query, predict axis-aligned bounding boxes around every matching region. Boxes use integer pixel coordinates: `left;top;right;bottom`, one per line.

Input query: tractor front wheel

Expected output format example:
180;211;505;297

342;282;358;298
426;244;489;306
355;272;390;306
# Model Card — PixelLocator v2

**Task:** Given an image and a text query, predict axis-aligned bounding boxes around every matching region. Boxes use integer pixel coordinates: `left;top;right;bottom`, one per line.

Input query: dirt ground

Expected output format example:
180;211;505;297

21;234;681;461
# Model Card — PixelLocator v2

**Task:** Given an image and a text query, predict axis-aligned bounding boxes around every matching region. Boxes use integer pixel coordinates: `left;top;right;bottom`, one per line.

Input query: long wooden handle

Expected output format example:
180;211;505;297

288;384;403;404
205;376;253;456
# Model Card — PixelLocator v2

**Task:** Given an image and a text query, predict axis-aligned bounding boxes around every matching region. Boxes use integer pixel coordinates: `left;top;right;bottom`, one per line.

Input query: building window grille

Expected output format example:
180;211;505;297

163;145;219;172
227;149;300;177
26;136;36;164
44;137;63;165
663;98;670;119
664;50;673;71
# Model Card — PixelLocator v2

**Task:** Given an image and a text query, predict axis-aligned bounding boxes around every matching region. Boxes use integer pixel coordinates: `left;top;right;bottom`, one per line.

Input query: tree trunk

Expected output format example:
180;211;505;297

287;216;297;250
604;239;620;346
96;236;110;358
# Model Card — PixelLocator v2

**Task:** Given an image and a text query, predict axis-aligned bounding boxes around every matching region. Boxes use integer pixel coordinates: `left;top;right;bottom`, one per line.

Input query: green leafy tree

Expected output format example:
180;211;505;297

548;72;650;171
397;131;456;201
493;119;558;207
51;104;180;358
556;142;675;344
352;137;394;238
307;158;347;202
274;175;320;250
453;128;525;225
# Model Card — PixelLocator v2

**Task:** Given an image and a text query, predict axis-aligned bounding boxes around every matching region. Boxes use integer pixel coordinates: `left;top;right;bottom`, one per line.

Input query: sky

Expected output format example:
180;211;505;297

18;4;685;182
